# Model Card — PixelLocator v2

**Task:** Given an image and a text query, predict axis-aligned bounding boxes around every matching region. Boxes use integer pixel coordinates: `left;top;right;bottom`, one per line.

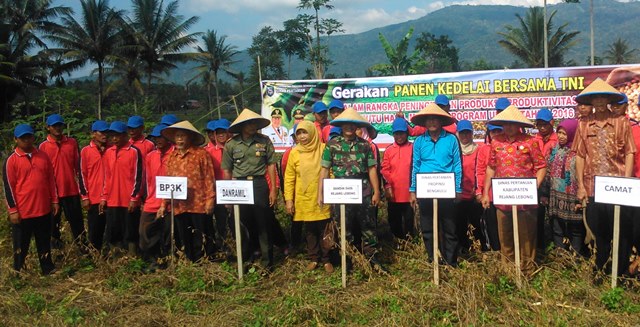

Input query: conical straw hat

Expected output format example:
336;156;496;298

228;109;271;134
161;120;206;146
410;103;455;127
575;78;625;104
489;105;533;127
329;108;372;128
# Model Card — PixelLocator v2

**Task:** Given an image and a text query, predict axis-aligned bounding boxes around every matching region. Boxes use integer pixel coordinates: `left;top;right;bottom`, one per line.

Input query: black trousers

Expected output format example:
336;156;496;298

52;195;85;245
586;199;634;276
551;216;586;256
305;219;331;263
387;202;415;240
239;179;273;268
105;207;128;248
139;211;172;260
126;207;141;245
86;204;106;251
174;212;215;262
537;202;551;249
13;214;55;274
418;198;458;266
455;200;485;252
213;204;230;250
483;204;501;251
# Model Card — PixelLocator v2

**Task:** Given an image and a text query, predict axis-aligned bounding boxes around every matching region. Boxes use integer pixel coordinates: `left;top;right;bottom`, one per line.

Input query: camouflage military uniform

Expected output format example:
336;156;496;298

321;135;378;253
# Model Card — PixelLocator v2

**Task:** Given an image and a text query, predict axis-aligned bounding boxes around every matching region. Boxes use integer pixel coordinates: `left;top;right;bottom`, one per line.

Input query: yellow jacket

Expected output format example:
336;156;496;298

284;145;331;222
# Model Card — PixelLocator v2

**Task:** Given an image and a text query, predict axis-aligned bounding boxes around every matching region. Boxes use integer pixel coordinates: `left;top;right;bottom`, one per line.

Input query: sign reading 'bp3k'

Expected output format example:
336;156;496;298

155;176;188;200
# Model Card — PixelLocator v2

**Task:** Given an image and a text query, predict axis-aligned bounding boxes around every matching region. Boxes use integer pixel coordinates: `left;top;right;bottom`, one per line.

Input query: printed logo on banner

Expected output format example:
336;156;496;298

266;85;274;97
491;178;538;205
216;180;255;205
594;176;640;207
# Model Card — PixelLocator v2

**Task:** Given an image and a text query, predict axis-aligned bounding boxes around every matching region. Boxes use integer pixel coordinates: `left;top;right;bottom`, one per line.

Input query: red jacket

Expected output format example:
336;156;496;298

103;144;144;207
315;121;329;142
3;148;58;218
381;141;412;203
130;137;155;158
321;125;331;144
204;142;223;180
475;144;490;199
80;141;107;205
461;146;480;200
534;132;558;159
143;146;174;213
39;135;80;197
631;121;640;178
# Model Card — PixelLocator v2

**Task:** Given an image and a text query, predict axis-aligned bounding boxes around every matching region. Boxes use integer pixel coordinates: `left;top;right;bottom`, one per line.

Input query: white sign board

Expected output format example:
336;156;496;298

216;180;255;205
491;178;538;205
415;173;456;199
594;176;640;207
323;179;362;204
156;176;188;200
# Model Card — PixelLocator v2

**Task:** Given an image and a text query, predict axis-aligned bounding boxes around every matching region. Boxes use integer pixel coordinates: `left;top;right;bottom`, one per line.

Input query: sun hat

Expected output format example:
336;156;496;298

486;123;503;131
215;118;230;131
328;99;345;110
91;120;109;132
456;120;473;132
617;94;628;105
228;109;270;134
489;105;533;127
160;114;178;126
575;78;625;104
46;114;64;126
127;115;144;128
14;124;34;138
410;103;455;127
391;118;409;133
329;108;372;128
271;109;283;117
435;94;450;106
148;125;167;138
535;108;553;122
161;120;206;146
312;101;328;113
495;97;511;112
205;120;218;132
108;121;127;134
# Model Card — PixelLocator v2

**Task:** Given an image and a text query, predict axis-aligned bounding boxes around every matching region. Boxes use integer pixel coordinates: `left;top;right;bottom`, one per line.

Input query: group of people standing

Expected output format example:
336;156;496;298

5;77;640;282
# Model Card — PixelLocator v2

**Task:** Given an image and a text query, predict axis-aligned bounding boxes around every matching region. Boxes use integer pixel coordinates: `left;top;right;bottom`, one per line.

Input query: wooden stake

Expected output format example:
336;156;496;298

234;205;243;282
341;204;347;288
611;205;621;289
512;205;522;288
433;198;439;286
170;191;175;268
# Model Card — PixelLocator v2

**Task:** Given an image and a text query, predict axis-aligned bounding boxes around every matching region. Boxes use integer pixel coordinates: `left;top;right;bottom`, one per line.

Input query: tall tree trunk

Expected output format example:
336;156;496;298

214;72;221;119
97;62;104;119
207;78;212;118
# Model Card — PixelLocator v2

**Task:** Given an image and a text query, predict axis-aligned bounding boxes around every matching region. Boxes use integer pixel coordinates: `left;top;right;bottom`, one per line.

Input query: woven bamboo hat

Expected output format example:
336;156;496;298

228;109;270;134
410;103;455;127
489;105;533;127
161;120;206;146
575;78;625;104
329;108;372;128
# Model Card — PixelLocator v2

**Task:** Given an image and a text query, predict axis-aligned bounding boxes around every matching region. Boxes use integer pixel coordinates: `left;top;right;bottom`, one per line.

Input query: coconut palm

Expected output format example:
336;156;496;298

191;30;239;119
48;0;124;119
127;0;200;95
498;7;579;68
603;38;637;64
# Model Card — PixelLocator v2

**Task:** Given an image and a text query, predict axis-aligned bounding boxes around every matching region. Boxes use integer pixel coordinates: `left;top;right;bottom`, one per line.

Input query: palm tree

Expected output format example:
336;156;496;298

603;38;637;64
127;0;200;95
277;19;307;78
371;27;418;76
191;30;239;119
48;0;123;119
297;0;335;78
498;7;579;68
103;54;146;112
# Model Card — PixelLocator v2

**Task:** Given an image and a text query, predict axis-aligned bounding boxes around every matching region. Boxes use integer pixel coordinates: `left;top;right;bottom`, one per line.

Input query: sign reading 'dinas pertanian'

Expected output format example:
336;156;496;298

216;180;255;205
594;176;640;207
156;176;188;200
415;173;456;199
491;178;538;206
323;179;363;204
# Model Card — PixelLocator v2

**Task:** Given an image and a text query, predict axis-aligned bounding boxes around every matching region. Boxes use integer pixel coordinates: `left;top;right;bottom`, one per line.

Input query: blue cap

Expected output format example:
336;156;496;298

487;123;503;131
456;120;473;132
391;118;408;133
536;108;553;122
215;118;230;131
312;101;328;113
435;95;450;106
328;99;344;110
127;115;144;128
617;94;629;105
495;97;511;111
14;124;34;138
160;114;178;126
46;114;65;126
205;120;218;131
91;120;109;132
108;121;127;133
148;124;166;137
329;126;342;137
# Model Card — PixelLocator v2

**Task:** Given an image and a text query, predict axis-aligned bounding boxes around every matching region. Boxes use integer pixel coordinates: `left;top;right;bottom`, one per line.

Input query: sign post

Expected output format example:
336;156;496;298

415;173;456;286
491;178;538;288
323;178;363;288
594;176;640;289
216;180;255;282
155;176;188;267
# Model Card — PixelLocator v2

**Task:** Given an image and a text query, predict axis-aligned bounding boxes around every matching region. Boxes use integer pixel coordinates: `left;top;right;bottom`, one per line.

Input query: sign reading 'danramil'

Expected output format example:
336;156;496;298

416;173;456;199
216;180;254;205
491;178;538;205
323;179;362;204
156;176;188;200
594;176;640;207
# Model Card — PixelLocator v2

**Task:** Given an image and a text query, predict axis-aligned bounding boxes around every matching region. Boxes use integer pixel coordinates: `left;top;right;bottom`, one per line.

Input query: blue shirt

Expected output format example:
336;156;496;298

410;129;462;193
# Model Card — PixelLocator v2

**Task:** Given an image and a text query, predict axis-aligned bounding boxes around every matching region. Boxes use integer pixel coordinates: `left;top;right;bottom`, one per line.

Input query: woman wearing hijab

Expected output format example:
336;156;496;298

284;121;334;273
544;119;586;256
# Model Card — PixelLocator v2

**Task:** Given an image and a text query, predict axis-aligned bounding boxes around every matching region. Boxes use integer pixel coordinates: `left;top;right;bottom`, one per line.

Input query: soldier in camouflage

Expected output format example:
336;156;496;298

317;108;384;272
